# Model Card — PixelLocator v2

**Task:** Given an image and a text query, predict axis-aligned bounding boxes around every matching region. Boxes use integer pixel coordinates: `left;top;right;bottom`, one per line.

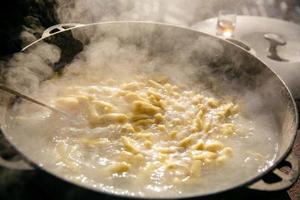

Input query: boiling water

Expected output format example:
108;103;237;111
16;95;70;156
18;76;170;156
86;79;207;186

4;74;279;198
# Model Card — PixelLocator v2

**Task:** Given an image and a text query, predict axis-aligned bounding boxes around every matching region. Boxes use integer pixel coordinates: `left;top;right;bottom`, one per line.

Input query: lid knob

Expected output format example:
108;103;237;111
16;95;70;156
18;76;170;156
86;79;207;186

264;33;288;62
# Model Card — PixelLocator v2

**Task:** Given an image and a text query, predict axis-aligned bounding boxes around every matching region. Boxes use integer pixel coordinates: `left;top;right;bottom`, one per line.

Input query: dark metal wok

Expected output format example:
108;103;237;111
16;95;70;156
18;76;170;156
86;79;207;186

0;22;299;199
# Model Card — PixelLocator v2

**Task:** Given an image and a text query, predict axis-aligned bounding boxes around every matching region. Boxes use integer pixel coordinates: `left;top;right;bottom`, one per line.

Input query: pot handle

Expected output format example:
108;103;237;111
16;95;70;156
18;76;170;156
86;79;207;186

248;152;299;191
22;23;85;51
0;155;33;170
41;23;85;38
225;38;256;56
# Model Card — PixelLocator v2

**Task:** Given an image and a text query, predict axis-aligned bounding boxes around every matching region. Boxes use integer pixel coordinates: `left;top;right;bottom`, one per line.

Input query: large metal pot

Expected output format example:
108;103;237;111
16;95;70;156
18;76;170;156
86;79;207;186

0;22;299;199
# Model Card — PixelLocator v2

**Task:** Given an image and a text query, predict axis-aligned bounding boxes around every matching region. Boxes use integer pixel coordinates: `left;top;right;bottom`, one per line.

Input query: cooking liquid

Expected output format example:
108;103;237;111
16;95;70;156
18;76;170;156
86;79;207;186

4;76;279;198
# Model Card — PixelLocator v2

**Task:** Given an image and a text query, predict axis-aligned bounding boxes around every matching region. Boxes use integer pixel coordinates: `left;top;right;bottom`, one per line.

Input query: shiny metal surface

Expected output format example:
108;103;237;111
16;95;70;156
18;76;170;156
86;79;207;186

192;16;300;99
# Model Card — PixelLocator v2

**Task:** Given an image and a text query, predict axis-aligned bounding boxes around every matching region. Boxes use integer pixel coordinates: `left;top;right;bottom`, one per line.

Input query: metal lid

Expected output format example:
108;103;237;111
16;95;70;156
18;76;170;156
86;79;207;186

192;16;300;99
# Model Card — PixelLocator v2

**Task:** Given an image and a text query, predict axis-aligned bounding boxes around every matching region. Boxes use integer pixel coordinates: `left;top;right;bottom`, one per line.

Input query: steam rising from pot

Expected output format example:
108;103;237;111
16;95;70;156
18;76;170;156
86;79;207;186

3;21;228;96
55;0;241;26
1;0;242;94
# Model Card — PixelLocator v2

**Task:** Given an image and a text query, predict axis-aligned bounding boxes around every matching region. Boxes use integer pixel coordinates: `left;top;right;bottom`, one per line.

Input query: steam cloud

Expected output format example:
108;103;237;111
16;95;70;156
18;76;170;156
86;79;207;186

32;22;227;99
2;0;244;93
